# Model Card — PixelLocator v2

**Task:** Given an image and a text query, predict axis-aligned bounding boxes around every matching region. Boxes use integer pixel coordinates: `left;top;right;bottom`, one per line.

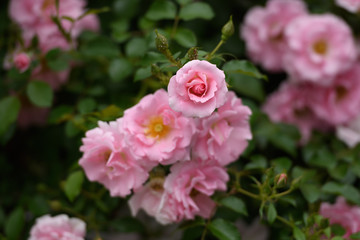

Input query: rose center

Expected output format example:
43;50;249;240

312;40;328;55
335;86;348;102
294;107;312;118
42;0;54;11
190;83;206;96
145;116;170;139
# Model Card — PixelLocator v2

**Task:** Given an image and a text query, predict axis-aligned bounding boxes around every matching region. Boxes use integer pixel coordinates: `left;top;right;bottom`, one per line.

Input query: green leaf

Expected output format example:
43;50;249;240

78;98;96;114
322;182;360;205
332;237;346;240
272;157;292;174
134;66;152;82
125;37;148;57
176;0;192;5
174;28;197;48
245;155;267;170
28;195;50;216
0;96;20;136
64;171;84;202
26;81;53;107
5;207;24;240
110;217;146;233
267;203;277;224
300;184;320;203
223;60;265;101
293;227;306;240
220;196;248;216
145;0;177;20
208;218;241;240
48;105;73;124
65;120;80;137
350;232;360;239
179;2;215;21
331;224;346;236
108;58;133;82
45;48;69;71
81;36;119;58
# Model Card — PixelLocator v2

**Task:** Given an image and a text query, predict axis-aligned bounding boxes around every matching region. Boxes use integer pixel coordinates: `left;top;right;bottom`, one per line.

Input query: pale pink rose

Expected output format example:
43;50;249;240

241;0;307;71
320;197;360;238
310;64;360;125
9;0;99;52
122;89;196;165
192;91;252;166
160;160;229;222
13;52;31;72
336;0;360;13
29;214;86;240
79;120;152;197
336;114;360;148
284;14;357;86
168;60;228;118
262;81;331;144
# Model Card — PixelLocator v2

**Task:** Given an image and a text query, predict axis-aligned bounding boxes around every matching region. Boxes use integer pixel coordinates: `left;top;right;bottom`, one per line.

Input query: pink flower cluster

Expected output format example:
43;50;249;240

79;60;252;224
29;214;86;240
242;0;360;144
320;197;360;239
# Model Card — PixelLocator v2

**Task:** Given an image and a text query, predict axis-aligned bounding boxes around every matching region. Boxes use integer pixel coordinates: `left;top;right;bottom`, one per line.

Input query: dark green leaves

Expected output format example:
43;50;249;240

5;208;24;240
267;203;277;224
322;182;360;205
220;196;248;216
81;36;119;58
208;218;241;240
145;0;177;20
45;48;69;71
64;171;84;202
26;81;53;107
108;59;133;82
0;96;20;136
174;28;197;48
293;227;306;240
179;2;215;21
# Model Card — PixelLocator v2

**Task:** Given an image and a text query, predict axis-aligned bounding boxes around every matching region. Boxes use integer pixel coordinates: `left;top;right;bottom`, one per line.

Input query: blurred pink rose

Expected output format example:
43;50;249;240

284;14;357;86
336;0;360;12
17;103;49;128
192;91;252;166
29;214;86;240
13;52;31;72
161;160;229;222
336;114;360;148
79;120;152;197
168;60;228;118
320;197;360;238
9;0;99;52
241;0;307;71
310;64;360;125
262;81;330;144
31;65;70;90
122;89;196;165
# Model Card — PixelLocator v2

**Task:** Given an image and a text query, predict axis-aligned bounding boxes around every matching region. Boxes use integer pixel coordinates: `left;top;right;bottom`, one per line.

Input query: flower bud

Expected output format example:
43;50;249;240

186;47;198;61
221;16;234;42
49;200;62;211
275;173;287;186
155;30;169;54
14;52;30;73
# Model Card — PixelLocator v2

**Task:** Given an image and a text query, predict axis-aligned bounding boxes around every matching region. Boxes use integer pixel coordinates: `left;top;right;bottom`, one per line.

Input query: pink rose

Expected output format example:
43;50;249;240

284;14;357;86
31;65;70;90
122;89;196;165
79;120;152;197
320;197;360;238
29;214;86;240
336;114;360;148
13;52;31;72
241;0;307;71
336;0;360;13
161;160;229;222
310;64;360;125
192;91;252;166
168;60;228;118
262;81;331;144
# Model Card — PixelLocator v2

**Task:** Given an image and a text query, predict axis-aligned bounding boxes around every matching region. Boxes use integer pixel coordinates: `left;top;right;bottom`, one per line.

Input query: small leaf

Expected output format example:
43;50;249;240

78;98;96;114
5;207;24;240
179;2;215;21
176;0;192;5
64;171;84;202
145;0;177;20
134;66;152;82
0;96;20;136
125;38;148;57
27;81;53;107
108;58;133;82
174;28;197;48
220;196;248;216
208;218;241;240
81;36;119;58
267;203;277;224
300;184;321;203
45;48;70;71
331;224;346;236
293;227;306;240
350;232;360;239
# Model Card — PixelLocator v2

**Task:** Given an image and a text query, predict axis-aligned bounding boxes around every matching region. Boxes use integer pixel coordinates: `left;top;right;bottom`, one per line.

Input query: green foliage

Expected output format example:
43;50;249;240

220;196;248;216
145;0;177;20
0;96;20;136
5;208;24;240
26;81;53;107
208;218;242;240
64;170;84;202
179;2;215;21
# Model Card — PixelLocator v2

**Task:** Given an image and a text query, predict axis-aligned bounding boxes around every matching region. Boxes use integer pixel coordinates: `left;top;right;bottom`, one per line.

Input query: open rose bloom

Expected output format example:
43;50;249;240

29;214;86;240
168;60;228;118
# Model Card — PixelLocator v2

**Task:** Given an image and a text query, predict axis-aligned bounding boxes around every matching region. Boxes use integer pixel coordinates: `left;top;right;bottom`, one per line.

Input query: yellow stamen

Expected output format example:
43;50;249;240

313;40;327;55
144;116;170;139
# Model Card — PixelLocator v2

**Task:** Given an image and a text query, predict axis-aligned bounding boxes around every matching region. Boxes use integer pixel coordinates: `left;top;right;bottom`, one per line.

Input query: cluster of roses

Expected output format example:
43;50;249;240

79;60;252;224
5;0;99;127
241;0;360;145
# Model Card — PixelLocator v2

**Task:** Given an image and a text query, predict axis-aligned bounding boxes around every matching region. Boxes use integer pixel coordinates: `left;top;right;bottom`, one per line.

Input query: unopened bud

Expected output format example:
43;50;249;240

155;30;169;54
14;52;30;73
275;173;287;186
49;200;62;211
221;16;234;42
186;47;198;60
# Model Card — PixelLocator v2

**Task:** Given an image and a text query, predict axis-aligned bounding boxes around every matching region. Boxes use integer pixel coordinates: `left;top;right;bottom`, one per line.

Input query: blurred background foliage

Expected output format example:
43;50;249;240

0;0;359;239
